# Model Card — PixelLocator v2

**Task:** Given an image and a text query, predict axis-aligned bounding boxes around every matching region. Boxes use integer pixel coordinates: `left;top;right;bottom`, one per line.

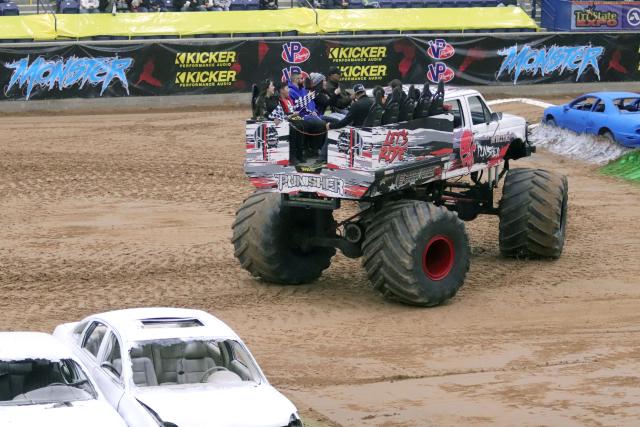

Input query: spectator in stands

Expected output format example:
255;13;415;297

80;0;100;13
260;0;277;9
252;79;278;120
326;67;351;114
99;0;113;12
327;84;373;130
329;0;349;8
207;0;230;10
174;0;206;11
136;0;168;11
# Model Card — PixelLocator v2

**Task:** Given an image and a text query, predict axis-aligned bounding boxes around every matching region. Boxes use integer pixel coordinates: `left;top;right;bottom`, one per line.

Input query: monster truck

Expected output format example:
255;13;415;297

232;87;568;306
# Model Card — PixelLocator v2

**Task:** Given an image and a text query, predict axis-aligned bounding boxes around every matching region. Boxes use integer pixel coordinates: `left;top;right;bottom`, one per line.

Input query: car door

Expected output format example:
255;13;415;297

79;320;109;370
93;331;126;412
562;96;598;133
585;98;605;135
466;94;497;139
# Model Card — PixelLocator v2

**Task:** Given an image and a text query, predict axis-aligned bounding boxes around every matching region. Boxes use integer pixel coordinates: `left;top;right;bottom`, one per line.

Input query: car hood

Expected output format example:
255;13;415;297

0;399;126;426
134;383;297;427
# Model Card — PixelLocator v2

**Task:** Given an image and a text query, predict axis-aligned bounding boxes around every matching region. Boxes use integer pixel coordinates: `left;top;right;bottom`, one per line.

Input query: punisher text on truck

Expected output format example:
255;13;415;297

232;87;568;306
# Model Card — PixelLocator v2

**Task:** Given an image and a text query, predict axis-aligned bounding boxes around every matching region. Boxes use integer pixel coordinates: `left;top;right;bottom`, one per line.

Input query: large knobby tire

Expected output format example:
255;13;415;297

499;168;568;259
231;191;336;285
361;200;470;307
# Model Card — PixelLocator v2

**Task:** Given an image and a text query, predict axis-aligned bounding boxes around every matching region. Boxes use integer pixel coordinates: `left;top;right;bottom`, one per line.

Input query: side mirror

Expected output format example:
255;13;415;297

563;105;570;112
490;112;503;122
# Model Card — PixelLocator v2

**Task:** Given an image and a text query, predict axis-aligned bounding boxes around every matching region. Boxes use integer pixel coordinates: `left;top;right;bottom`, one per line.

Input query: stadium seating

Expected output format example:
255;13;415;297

230;0;260;10
0;1;20;15
58;0;80;13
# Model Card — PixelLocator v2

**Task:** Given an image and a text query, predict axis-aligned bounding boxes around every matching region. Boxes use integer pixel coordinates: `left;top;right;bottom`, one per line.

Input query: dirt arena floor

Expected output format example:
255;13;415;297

1;99;639;426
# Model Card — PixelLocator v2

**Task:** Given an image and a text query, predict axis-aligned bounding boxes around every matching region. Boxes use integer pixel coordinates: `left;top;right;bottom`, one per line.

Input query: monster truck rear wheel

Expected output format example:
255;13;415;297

499;168;568;259
232;191;336;285
361;200;470;307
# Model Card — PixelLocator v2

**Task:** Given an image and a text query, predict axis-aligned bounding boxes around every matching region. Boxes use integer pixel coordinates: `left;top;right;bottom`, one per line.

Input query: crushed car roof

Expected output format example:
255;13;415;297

0;332;73;362
89;307;240;343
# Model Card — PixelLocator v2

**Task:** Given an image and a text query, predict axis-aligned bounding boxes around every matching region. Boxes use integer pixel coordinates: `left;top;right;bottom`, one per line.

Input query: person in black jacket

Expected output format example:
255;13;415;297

326;66;351;114
327;84;373;130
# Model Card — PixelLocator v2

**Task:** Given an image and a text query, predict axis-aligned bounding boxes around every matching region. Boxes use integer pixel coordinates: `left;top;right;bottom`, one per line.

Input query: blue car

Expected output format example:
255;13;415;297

543;91;640;148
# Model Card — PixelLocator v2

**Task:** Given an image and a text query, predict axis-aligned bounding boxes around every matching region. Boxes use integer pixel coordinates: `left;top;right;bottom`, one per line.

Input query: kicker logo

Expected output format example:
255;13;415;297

339;65;387;80
175;52;237;67
329;47;387;62
175;71;237;86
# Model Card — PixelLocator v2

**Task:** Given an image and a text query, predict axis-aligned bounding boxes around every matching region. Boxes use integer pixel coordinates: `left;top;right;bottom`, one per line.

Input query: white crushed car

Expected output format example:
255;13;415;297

53;307;302;427
0;332;127;427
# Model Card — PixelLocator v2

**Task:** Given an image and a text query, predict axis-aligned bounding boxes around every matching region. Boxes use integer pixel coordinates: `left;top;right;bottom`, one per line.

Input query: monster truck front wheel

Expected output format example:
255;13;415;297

499;168;568;259
232;191;336;285
361;200;470;307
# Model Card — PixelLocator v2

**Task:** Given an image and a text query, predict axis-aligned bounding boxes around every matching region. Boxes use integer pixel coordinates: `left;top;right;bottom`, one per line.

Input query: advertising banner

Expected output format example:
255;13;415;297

1;33;639;101
571;1;640;31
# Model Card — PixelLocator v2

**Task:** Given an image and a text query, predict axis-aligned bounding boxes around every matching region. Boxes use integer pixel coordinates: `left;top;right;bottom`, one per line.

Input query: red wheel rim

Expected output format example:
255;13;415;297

422;235;455;281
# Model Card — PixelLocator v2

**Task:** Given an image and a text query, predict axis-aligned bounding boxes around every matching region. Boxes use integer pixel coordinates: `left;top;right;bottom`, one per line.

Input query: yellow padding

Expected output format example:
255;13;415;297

0;14;56;40
0;7;537;40
317;6;538;32
55;8;318;38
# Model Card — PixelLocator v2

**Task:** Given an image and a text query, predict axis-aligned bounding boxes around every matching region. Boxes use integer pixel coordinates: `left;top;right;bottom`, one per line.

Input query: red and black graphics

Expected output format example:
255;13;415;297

336;129;369;168
326;115;454;171
379;130;409;163
459;129;475;170
450;128;512;171
245;119;290;166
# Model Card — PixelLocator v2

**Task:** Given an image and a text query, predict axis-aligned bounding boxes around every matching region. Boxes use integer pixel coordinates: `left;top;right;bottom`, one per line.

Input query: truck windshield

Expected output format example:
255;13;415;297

0;359;97;405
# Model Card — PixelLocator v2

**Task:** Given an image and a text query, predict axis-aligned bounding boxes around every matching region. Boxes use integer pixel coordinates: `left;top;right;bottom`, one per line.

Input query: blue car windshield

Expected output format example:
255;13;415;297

613;98;640;113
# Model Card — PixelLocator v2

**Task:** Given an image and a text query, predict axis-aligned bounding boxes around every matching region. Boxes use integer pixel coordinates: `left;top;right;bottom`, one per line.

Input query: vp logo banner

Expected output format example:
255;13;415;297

4;55;133;100
281;42;310;64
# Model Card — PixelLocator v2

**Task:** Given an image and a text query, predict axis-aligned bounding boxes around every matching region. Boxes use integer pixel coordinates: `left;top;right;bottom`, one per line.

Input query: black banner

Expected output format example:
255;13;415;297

1;34;639;101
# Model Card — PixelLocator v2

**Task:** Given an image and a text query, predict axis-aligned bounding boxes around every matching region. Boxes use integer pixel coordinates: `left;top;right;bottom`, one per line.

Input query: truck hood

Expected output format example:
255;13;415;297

0;399;126;426
501;112;527;126
134;383;297;427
